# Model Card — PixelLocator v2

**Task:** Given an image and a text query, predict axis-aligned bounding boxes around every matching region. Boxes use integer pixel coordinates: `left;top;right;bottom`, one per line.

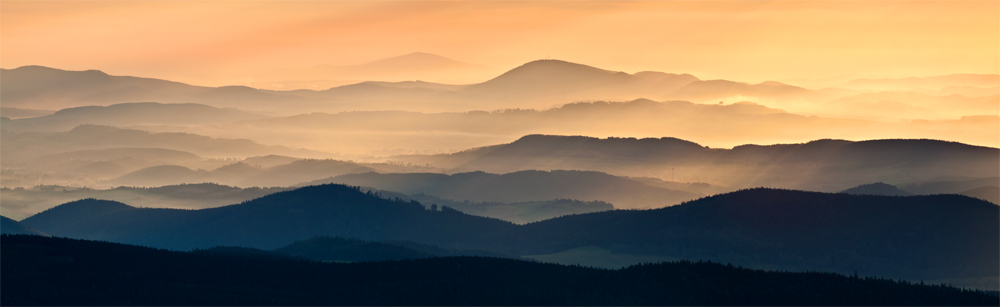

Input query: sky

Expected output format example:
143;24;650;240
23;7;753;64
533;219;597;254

1;1;997;87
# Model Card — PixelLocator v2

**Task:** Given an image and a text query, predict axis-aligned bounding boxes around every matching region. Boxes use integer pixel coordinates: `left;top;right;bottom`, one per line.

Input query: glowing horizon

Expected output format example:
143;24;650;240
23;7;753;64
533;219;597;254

2;1;997;87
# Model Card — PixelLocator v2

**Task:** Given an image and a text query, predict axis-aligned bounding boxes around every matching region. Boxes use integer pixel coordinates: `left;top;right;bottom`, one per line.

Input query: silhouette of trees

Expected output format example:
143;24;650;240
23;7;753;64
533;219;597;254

2;235;995;306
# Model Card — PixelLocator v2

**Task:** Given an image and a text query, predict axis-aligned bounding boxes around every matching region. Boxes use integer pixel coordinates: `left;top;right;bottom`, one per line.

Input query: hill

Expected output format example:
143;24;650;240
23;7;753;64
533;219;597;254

392;135;999;192
0;66;309;113
0;216;48;236
366;188;614;224
0;183;289;221
310;170;701;209
5;235;994;306
410;195;614;224
959;186;1000;205
2;102;269;132
0;65;208;110
109;159;377;188
27;147;202;177
20;185;519;251
463;59;646;99
18;185;999;287
839;182;913;196
113;165;212;187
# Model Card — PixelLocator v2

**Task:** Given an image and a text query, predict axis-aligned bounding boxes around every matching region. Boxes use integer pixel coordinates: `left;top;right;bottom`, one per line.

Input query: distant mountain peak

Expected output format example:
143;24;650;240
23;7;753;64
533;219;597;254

510;59;619;74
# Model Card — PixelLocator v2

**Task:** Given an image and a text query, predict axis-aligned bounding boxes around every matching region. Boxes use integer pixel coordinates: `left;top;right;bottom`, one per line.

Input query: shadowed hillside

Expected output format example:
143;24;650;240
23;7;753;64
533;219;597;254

310;170;701;209
5;235;994;306
21;185;519;251
18;185;998;287
959;186;1000;205
0;216;48;236
0;183;289;221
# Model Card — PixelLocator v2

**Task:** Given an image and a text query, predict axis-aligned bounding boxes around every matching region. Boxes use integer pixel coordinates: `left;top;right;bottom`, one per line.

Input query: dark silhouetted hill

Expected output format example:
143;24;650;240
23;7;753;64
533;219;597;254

21;184;518;251
311;170;701;209
0;183;290;220
18;185;998;285
502;189;999;284
0;216;48;236
840;182;913;196
3;235;995;306
959;186;999;205
413;194;614;224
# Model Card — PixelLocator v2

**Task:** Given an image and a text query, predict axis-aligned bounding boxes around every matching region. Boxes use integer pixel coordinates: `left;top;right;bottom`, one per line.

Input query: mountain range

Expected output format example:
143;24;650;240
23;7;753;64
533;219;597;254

7;234;993;305
309;170;700;209
114;97;996;156
1;102;269;132
389;134;999;192
18;184;998;287
3;57;996;135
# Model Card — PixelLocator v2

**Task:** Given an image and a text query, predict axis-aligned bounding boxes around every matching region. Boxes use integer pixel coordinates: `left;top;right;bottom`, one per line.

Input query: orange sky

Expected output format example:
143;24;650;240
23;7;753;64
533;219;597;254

2;1;997;87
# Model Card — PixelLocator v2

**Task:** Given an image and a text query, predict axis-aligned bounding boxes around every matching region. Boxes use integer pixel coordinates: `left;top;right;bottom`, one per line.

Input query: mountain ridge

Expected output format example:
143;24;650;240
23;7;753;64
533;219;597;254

18;184;998;286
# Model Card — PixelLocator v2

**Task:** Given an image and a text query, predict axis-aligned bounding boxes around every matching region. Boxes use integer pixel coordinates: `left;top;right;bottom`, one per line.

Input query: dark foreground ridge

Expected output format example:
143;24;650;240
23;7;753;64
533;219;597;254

18;184;1000;284
2;235;995;306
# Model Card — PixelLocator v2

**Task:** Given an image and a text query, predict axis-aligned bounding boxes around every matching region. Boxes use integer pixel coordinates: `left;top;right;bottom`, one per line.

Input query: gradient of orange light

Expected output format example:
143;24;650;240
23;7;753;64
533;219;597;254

1;1;996;86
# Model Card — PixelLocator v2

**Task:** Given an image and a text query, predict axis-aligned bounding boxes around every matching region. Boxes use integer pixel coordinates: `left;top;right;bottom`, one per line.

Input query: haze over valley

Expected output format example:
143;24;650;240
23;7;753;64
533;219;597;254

1;1;997;305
